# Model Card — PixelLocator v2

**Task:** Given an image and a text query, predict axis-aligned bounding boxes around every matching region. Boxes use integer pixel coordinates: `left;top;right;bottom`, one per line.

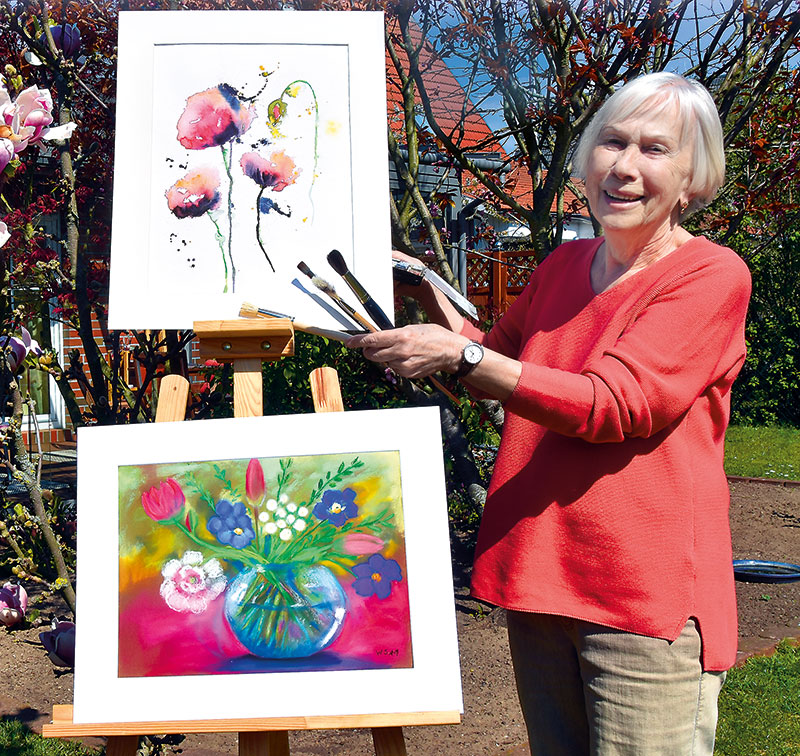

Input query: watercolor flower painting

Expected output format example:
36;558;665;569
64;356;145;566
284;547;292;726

118;450;412;678
163;69;319;293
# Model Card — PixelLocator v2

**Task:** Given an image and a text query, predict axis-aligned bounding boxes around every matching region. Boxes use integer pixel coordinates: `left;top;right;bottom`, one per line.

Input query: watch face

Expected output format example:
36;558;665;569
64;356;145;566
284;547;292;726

464;342;483;365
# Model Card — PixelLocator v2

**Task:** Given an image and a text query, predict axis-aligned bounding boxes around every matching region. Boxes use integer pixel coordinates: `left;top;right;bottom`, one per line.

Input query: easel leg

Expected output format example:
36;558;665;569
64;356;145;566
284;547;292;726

371;726;407;756
104;735;139;756
239;730;290;756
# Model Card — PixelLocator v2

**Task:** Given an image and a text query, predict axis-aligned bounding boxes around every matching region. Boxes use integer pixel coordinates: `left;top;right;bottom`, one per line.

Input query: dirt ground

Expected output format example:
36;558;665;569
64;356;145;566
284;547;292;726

0;478;798;756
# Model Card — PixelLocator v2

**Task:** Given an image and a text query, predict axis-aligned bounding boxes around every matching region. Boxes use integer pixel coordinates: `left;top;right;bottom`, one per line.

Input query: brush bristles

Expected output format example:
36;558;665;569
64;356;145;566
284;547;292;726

326;248;348;275
239;301;259;318
297;261;314;278
311;275;336;296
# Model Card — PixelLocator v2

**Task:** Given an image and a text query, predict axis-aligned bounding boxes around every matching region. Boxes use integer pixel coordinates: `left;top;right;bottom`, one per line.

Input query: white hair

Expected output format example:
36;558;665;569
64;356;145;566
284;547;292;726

572;72;725;218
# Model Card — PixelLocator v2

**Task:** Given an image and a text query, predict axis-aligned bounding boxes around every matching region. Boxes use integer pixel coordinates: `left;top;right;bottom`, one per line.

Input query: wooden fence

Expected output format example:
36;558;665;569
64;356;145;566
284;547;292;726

466;249;537;317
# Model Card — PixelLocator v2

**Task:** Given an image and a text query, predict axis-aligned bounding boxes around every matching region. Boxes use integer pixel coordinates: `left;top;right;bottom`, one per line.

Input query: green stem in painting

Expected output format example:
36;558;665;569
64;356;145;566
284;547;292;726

208;214;229;293
282;80;319;221
221;143;236;291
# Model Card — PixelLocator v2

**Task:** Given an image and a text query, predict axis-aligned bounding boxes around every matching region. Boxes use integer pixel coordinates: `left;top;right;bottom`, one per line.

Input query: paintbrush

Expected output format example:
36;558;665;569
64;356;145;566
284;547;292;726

297;261;377;333
238;302;352;343
326;249;394;331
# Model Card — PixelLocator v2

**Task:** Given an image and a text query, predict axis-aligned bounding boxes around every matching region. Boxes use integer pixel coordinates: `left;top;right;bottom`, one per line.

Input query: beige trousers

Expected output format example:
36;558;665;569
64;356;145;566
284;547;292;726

506;612;726;756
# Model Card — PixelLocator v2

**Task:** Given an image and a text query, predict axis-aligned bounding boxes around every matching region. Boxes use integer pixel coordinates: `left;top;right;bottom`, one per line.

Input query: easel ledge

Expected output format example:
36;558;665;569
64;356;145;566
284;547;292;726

43;705;461;737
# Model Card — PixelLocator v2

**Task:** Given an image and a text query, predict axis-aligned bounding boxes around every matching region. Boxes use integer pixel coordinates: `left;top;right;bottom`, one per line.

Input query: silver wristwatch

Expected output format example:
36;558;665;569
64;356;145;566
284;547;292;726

454;341;484;378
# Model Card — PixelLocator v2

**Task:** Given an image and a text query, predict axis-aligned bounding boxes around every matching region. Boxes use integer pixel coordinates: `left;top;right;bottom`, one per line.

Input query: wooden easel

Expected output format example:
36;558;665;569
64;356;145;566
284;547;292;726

43;319;460;755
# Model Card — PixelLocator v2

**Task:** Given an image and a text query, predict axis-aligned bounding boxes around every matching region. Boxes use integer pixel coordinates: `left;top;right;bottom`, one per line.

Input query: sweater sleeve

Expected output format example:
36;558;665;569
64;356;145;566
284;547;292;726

503;251;752;442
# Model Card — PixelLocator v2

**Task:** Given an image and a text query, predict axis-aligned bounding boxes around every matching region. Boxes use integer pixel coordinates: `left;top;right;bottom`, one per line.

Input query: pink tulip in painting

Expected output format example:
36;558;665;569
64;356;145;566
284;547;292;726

141;477;185;521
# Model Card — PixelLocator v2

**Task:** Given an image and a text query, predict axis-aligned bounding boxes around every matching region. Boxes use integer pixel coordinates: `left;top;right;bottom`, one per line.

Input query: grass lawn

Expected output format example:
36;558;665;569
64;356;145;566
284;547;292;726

724;425;800;480
715;640;800;755
0;719;98;755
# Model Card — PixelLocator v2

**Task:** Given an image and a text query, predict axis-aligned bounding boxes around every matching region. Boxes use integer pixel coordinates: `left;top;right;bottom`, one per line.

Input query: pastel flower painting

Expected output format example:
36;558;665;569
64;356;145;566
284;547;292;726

117;451;411;678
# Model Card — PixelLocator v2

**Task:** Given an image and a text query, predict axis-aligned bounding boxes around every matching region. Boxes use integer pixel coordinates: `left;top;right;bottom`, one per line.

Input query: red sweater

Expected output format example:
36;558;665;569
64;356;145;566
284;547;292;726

462;236;751;671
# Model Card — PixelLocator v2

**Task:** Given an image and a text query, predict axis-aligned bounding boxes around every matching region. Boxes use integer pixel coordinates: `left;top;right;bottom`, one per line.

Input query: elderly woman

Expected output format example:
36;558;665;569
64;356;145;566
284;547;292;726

349;72;751;754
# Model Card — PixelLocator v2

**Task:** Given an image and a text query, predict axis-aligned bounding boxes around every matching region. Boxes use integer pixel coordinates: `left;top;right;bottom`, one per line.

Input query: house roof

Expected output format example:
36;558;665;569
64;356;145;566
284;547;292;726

384;23;589;220
385;21;503;155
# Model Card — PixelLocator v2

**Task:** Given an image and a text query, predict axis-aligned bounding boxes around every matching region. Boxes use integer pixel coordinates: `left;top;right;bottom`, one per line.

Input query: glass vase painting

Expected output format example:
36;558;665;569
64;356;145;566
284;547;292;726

118;450;413;677
108;11;391;330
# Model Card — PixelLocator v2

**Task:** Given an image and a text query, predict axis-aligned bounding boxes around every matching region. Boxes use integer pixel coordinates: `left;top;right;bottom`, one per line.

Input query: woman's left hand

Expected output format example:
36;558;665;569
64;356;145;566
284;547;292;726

346;324;467;379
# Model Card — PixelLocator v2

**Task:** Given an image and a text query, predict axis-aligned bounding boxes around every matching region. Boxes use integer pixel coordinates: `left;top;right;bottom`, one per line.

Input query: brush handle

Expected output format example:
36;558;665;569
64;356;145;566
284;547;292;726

341;272;394;330
293;322;351;343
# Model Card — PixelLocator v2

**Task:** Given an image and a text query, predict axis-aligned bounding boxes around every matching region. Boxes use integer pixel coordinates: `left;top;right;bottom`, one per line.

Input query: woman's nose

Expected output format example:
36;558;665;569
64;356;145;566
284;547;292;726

611;146;639;178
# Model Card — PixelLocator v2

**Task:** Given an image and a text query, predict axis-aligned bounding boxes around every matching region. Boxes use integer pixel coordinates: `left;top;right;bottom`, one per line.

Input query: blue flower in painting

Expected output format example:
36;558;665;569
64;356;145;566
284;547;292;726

313;488;358;528
352;554;402;600
207;500;255;549
259;196;291;217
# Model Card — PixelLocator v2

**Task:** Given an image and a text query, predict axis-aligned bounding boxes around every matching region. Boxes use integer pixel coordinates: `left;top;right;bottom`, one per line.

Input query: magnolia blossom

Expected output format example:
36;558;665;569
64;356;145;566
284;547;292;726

0;220;9;249
141;478;185;521
240;150;299;191
160;551;227;614
176;83;254;150
48;24;81;59
0;85;76;155
0;582;28;627
3;326;43;372
39;618;75;666
0;139;13;173
166;167;221;219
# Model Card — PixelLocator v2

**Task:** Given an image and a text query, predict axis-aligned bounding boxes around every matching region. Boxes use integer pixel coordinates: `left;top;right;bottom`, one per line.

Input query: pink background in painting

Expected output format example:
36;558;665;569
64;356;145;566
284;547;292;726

118;555;412;678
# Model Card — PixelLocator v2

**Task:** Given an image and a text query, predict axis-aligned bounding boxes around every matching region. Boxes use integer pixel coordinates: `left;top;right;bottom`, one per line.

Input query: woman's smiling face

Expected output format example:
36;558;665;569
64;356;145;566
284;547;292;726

585;104;694;242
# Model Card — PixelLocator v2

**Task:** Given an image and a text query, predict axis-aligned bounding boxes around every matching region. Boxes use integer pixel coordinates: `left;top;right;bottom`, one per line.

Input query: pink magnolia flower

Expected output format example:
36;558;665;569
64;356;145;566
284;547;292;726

240;150;299;191
0;582;28;627
3;326;42;372
166;167;221;219
246;458;266;501
0;139;13;172
0;85;76;155
342;533;385;556
160;550;227;614
141;478;185;521
39;618;75;666
176;83;254;150
0;220;8;249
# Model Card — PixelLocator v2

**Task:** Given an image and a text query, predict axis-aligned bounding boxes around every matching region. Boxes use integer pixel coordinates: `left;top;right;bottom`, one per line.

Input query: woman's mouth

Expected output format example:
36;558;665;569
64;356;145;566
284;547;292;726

604;190;644;203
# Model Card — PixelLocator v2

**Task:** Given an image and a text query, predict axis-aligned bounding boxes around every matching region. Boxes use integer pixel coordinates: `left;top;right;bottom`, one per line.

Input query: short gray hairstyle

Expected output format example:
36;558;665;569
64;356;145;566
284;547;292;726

572;72;725;218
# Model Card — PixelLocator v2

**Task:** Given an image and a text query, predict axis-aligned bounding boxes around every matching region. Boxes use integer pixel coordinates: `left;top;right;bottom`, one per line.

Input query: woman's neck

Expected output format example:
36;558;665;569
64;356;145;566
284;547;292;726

591;225;693;294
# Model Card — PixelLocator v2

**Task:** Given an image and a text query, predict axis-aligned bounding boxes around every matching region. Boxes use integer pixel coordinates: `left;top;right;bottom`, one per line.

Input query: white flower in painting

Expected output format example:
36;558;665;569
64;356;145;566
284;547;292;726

159;550;226;614
258;511;269;523
293;519;306;532
266;498;278;512
298;506;309;518
279;528;292;541
263;522;278;535
286;502;297;513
